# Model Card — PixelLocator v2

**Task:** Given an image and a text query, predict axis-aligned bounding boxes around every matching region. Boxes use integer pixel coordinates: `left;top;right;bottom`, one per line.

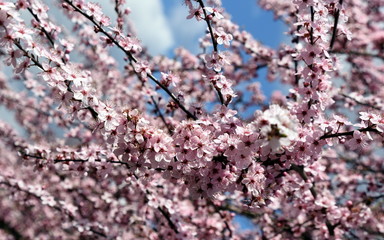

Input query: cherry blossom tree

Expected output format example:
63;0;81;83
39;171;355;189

0;0;383;239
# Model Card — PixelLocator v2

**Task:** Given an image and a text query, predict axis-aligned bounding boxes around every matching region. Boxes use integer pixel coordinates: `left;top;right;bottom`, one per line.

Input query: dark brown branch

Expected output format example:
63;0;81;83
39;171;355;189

329;0;343;50
0;219;23;240
150;96;173;135
340;93;382;111
291;164;317;198
13;39;99;119
113;0;124;31
0;181;107;238
294;58;299;85
217;210;233;239
27;7;55;47
13;40;44;70
197;0;218;52
310;6;315;45
293;14;301;85
196;0;226;105
53;158;130;167
319;126;380;140
157;206;179;234
213;202;261;219
213;85;225;105
291;164;339;237
330;50;384;60
20;151;130;168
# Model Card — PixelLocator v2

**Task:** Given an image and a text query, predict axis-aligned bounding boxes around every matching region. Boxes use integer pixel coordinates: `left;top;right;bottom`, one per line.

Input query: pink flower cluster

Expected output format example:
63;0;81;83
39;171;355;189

0;0;383;239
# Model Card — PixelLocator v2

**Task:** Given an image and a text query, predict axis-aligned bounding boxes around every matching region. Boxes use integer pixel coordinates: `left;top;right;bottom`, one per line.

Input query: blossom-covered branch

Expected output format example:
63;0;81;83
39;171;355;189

0;0;383;239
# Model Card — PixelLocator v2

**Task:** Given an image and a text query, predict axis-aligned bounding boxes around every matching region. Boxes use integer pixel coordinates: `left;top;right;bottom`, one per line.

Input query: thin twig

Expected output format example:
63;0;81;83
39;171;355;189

150;96;173;135
330;50;384;60
217;210;233;239
197;0;218;52
319;126;380;140
20;151;130;168
196;0;226;105
27;8;55;47
0;180;108;238
340;93;382;111
157;206;179;234
63;0;197;120
13;39;99;119
310;6;315;45
291;164;339;237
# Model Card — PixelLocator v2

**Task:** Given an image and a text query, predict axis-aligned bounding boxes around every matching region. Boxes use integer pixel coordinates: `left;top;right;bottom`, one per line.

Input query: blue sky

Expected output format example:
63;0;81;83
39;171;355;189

125;0;286;54
220;0;288;108
221;0;285;49
123;0;287;111
1;1;287;131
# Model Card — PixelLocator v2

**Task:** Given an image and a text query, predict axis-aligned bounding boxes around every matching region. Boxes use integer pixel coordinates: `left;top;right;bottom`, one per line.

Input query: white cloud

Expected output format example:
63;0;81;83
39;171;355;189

32;0;205;56
125;0;174;55
168;4;206;54
123;1;205;55
89;1;205;55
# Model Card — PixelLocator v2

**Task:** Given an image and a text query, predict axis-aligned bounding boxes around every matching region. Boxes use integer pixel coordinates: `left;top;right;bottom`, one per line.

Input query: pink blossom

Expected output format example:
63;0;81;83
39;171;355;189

119;36;142;53
204;51;230;71
0;1;382;239
346;131;369;150
298;45;322;65
186;7;203;21
4;50;23;67
204;7;224;20
160;72;180;87
85;2;102;18
12;25;34;43
98;107;120;131
134;61;151;79
214;27;233;47
295;105;317;123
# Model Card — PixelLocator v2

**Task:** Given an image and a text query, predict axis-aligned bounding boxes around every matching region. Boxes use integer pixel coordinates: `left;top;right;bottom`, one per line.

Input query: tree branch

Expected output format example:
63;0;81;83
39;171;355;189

197;0;218;52
329;0;343;50
330;50;384;60
319;126;380;140
0;219;23;240
157;206;179;234
150;96;173;135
